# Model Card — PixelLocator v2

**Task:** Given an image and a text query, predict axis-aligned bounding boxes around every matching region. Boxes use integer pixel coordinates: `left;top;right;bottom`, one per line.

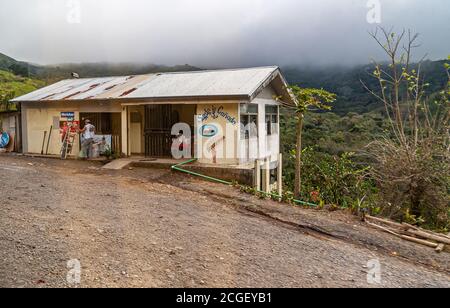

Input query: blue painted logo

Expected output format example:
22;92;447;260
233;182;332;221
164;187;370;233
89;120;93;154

0;132;10;148
200;124;218;137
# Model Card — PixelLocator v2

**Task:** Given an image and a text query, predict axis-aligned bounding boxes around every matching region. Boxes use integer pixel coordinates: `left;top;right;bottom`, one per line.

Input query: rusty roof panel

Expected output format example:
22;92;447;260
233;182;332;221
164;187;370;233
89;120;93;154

94;74;153;99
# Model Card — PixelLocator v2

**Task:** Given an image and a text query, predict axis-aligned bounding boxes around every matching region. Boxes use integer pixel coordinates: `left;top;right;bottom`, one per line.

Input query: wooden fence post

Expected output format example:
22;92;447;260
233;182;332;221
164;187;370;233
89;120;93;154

254;159;261;192
277;153;283;201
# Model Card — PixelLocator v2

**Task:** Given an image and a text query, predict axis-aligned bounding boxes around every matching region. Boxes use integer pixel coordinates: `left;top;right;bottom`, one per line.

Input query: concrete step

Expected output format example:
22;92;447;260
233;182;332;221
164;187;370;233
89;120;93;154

102;159;133;170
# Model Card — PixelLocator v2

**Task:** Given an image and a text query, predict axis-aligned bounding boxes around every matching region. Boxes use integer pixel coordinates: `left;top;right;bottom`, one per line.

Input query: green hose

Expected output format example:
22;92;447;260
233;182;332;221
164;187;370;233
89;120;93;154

171;158;233;186
171;159;318;208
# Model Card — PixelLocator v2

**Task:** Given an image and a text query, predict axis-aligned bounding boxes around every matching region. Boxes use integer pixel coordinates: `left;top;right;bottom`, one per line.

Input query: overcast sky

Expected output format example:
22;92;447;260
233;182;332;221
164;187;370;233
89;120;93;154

0;0;449;67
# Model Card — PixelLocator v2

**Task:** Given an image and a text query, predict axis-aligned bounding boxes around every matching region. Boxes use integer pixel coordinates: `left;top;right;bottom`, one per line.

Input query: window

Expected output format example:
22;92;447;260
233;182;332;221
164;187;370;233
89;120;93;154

265;105;279;135
240;103;258;114
240;104;258;139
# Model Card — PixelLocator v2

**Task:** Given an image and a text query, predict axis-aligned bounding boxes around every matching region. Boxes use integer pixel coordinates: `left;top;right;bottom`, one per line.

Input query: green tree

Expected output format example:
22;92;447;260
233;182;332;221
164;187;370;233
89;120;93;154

283;86;336;199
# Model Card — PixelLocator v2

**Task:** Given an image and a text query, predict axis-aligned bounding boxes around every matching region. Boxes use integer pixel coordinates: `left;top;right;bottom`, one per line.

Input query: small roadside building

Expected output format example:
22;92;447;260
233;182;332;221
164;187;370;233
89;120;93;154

11;66;294;189
0;110;21;152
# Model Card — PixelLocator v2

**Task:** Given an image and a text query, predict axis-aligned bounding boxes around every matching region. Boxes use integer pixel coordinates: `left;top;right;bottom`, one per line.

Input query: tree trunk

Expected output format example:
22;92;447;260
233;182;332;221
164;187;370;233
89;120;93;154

294;114;304;200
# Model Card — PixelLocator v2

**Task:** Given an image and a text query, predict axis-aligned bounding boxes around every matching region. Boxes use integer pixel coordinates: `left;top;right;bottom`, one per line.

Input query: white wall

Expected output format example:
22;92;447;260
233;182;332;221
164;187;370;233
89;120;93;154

239;85;280;164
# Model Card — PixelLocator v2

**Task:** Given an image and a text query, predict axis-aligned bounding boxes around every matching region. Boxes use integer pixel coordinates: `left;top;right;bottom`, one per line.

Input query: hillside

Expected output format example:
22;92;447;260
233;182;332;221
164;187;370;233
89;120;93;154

0;53;17;70
1;52;447;115
33;62;202;84
0;70;45;112
1;52;201;81
282;60;449;115
0;53;39;77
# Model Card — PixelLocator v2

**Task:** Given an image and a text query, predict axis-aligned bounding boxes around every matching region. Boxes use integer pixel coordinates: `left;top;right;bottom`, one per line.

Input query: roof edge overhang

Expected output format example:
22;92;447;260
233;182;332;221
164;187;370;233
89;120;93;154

248;67;295;106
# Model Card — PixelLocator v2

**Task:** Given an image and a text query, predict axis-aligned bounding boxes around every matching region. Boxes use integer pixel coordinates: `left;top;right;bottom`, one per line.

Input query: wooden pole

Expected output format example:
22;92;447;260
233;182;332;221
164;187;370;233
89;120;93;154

41;131;47;155
366;215;450;243
45;125;53;155
366;221;439;248
405;229;450;246
366;215;406;229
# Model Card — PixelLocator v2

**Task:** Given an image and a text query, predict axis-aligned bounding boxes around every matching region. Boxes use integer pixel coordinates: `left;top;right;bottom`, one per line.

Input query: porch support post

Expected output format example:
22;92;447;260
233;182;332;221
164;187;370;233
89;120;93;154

254;159;261;191
121;106;128;156
264;157;270;193
277;153;283;201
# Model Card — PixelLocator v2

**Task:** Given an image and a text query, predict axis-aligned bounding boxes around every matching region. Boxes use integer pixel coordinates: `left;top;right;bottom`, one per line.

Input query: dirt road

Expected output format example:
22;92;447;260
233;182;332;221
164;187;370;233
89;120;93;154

0;155;449;288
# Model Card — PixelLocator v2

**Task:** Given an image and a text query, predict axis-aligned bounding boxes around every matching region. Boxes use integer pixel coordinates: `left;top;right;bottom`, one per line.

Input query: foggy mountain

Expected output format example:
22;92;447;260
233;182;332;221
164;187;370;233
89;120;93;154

1;51;448;115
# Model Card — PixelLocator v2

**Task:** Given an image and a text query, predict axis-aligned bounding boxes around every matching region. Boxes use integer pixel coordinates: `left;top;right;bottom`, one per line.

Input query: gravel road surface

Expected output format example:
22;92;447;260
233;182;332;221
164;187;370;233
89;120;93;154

0;155;448;288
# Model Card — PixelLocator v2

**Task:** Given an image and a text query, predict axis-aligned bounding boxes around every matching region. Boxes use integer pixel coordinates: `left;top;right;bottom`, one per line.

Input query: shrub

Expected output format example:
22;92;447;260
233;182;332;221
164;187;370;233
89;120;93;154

285;147;375;210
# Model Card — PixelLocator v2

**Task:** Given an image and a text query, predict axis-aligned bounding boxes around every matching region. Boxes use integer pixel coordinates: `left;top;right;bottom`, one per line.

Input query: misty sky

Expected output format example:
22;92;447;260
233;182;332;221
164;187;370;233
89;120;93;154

0;0;449;67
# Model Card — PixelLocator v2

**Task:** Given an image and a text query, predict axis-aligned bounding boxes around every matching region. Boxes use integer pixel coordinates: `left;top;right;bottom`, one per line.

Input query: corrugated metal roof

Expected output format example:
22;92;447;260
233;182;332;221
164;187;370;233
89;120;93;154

12;66;289;103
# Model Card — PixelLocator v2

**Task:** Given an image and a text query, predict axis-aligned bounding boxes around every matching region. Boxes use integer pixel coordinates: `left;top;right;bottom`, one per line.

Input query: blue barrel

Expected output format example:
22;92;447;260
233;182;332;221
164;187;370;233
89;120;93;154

0;132;10;148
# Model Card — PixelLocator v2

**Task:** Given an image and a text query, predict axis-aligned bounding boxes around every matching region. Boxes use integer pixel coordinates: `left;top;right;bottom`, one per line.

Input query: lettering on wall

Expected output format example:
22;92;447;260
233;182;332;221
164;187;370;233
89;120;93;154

201;105;237;125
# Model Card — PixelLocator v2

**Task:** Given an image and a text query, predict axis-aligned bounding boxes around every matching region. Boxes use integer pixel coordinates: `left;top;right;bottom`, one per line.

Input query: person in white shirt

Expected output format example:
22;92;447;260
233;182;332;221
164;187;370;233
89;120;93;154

79;119;96;159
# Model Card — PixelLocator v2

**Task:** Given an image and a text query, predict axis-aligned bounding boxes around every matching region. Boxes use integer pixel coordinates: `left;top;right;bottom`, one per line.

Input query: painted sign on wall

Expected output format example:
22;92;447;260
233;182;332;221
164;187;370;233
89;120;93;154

201;105;237;125
200;124;218;137
61;112;75;120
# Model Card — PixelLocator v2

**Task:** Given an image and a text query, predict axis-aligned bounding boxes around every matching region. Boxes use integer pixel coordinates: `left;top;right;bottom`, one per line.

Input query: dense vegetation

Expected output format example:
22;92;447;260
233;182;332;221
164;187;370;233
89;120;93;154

0;53;38;77
0;70;44;112
280;49;449;231
281;109;383;208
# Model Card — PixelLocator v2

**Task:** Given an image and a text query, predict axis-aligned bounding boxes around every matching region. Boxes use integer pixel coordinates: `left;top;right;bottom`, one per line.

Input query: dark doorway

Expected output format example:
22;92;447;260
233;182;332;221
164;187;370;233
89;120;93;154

144;105;178;157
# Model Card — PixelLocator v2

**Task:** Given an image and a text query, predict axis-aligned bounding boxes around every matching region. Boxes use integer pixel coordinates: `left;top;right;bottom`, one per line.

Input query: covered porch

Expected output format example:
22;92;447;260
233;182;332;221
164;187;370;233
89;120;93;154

120;103;196;158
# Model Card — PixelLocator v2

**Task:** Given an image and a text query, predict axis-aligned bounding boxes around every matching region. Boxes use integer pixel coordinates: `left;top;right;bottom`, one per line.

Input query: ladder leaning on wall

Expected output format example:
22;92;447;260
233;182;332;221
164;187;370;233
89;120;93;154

60;123;77;160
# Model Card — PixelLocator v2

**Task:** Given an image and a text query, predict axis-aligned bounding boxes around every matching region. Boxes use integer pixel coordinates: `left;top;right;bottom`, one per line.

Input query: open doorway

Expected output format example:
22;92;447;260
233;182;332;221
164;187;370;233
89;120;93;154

79;112;121;155
129;106;145;155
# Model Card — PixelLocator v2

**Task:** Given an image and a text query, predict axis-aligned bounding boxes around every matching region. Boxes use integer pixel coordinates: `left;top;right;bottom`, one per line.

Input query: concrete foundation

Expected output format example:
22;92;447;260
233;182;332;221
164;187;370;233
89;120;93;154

129;159;255;186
